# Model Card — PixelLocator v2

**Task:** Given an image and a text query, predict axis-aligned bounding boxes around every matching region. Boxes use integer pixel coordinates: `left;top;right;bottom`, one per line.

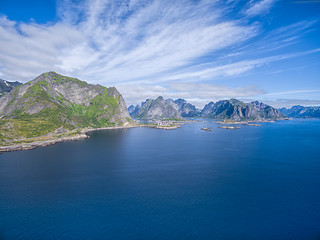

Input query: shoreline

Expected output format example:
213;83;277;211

0;124;139;154
217;118;289;125
0;134;89;153
0;118;289;153
0;122;182;153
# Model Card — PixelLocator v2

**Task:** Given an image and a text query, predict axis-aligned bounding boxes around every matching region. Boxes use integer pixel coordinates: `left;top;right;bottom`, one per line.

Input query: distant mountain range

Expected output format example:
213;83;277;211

0;79;22;97
279;106;320;118
1;71;318;148
201;99;285;121
129;97;285;121
0;72;131;145
128;96;196;120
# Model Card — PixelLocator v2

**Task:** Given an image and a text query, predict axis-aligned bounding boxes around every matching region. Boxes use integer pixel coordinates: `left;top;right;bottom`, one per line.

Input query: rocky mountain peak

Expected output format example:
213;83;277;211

129;97;200;119
279;105;320;118
0;78;22;97
0;72;131;141
201;99;285;121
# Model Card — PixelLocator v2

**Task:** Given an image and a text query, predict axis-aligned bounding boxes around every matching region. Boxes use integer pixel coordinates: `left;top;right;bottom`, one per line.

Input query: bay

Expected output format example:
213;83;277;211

0;119;320;240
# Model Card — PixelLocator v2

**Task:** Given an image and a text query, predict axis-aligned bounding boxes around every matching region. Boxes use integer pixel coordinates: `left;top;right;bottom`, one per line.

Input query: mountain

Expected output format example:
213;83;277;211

0;71;131;143
128;104;140;116
130;96;182;119
129;97;200;119
0;79;22;97
201;99;285;121
171;98;200;117
201;101;215;117
279;105;320;118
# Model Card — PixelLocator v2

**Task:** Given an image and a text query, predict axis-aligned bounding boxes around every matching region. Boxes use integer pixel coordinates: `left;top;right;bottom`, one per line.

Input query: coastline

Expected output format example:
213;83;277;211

217;118;289;125
0;122;181;153
0;134;89;153
0;124;139;154
0;118;287;153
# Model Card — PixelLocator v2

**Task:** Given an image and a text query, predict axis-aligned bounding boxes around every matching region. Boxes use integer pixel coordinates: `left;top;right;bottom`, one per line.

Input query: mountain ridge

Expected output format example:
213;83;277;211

201;99;285;121
279;105;320;118
0;71;131;146
129;97;285;121
130;96;182;120
0;79;22;97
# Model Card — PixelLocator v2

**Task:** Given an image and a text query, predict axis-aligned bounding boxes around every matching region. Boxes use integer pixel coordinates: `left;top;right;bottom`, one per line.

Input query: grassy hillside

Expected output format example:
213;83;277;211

0;72;131;145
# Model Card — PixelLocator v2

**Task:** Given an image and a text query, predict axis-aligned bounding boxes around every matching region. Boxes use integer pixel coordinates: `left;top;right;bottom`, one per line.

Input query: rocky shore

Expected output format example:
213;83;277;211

217;120;278;125
0;134;88;153
0;124;138;153
0;122;182;153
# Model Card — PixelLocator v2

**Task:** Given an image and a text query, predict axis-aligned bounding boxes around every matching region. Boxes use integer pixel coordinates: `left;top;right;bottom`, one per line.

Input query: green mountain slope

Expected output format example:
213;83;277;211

0;72;131;145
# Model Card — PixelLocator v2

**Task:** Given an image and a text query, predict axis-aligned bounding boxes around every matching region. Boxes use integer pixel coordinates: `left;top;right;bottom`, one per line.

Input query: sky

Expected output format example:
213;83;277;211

0;0;319;108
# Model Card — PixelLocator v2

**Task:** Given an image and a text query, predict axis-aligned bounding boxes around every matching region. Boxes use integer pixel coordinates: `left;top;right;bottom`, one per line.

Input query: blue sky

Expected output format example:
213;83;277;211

0;0;319;108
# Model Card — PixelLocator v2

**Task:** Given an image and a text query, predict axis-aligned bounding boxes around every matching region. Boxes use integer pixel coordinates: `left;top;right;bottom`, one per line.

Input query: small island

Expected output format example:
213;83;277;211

219;126;241;129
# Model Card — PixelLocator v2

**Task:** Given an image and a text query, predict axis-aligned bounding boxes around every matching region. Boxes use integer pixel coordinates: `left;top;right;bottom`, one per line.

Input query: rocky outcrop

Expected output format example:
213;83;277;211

201;99;285;121
0;79;22;97
171;99;200;117
128;104;140;116
279;105;320;118
200;101;215;117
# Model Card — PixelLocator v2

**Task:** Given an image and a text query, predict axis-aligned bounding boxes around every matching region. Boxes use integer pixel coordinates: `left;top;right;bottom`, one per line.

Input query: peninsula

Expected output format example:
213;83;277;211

0;72;132;152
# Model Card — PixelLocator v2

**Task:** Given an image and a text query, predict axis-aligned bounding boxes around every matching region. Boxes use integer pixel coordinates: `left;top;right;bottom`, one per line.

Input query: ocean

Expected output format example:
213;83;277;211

0;119;320;239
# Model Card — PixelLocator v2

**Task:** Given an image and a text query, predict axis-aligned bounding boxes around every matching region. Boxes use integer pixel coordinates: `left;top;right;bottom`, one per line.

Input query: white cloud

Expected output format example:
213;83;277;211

0;16;84;80
265;89;320;96
245;0;276;17
0;0;318;106
118;82;264;108
0;0;257;82
261;99;320;108
129;48;320;85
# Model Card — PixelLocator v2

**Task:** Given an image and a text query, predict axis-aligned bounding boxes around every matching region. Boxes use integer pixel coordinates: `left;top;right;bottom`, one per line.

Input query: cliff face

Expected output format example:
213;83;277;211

128;104;140;116
172;99;200;117
129;97;199;119
0;79;22;97
279;106;320;118
201;99;285;121
0;72;131;141
130;97;284;121
201;101;215;117
130;96;182;119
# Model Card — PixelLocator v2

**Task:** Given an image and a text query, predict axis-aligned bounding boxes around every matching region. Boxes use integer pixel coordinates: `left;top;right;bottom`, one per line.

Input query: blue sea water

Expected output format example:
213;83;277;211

0;119;320;240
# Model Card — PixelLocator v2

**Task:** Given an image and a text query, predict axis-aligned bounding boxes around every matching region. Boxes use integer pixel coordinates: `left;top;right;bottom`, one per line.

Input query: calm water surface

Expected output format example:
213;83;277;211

0;119;320;240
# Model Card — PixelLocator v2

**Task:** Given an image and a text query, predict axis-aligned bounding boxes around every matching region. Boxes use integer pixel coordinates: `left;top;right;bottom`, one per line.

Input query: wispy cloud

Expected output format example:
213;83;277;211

0;0;318;106
128;48;320;85
0;0;258;82
262;99;320;108
265;89;320;96
245;0;277;17
119;82;264;108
